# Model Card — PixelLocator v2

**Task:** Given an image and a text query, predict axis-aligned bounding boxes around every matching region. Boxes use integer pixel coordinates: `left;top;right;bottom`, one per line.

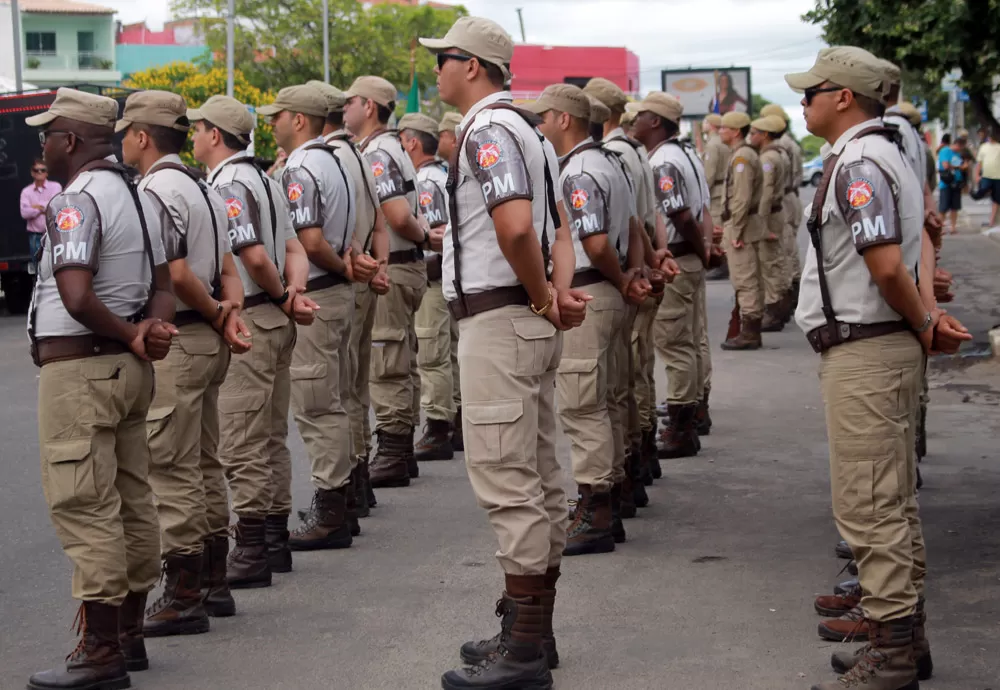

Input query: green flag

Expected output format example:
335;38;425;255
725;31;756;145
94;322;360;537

406;73;420;113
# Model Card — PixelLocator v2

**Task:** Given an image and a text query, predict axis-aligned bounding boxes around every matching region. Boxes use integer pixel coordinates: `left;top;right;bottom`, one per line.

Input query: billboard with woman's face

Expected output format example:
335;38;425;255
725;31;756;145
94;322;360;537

661;68;752;119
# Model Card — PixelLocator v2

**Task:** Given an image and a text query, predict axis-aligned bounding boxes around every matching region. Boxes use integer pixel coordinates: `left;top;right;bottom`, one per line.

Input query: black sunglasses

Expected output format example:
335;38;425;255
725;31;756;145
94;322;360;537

804;86;843;105
38;130;84;145
437;53;474;70
32;167;47;173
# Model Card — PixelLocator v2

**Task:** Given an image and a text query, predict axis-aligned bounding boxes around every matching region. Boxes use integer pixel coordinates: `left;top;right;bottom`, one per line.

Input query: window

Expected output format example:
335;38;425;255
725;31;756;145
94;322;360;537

563;77;591;89
25;32;57;55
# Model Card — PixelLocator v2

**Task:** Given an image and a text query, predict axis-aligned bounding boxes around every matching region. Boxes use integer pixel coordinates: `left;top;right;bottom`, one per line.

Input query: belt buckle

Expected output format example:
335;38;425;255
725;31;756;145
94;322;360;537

838;323;851;341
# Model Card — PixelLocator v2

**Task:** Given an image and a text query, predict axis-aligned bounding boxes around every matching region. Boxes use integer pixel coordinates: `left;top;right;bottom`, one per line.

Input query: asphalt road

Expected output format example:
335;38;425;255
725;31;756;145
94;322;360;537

1;193;999;690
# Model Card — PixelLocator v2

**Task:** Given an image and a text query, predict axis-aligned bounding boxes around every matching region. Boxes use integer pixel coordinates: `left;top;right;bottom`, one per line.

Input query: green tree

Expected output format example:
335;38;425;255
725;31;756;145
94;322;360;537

750;93;773;118
800;134;825;159
804;0;1000;133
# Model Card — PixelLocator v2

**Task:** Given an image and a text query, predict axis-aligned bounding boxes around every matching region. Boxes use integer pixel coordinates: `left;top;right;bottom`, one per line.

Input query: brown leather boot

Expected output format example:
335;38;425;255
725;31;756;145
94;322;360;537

760;302;785;332
658;404;699;458
629;446;650;506
414;418;454;461
143;553;210;638
832;599;933;681
28;602;130;690
264;514;293;573
619;477;636;519
369;430;411;488
344;475;361;538
815;581;862;617
119;591;148;672
351;461;371;518
404;427;419;478
721;316;762;350
643;428;662;479
609;483;626;544
227;517;272;589
695;389;712;436
818;605;869;642
812;616;918;690
452;407;464;452
360;453;378;507
446;575;553;689
636;442;653;486
563;486;615;557
201;535;236;616
289;488;353;551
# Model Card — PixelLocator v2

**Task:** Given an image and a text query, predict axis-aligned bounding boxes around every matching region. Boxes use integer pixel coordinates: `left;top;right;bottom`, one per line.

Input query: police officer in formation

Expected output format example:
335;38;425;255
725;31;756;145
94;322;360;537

700;112;732;280
750;114;792;332
761;103;805;306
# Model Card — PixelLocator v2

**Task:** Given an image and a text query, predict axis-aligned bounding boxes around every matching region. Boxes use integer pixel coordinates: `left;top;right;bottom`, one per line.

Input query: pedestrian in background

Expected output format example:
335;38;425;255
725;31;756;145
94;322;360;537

972;127;1000;227
19;157;61;264
938;132;969;235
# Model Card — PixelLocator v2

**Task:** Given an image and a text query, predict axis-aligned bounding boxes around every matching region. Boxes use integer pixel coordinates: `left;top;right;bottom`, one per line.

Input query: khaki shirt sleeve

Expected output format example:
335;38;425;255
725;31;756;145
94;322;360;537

727;154;754;240
703;147;721;190
759;153;781;215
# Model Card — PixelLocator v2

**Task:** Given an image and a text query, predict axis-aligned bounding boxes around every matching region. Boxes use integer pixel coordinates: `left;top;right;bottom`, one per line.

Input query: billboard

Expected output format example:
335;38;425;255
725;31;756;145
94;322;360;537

661;68;752;119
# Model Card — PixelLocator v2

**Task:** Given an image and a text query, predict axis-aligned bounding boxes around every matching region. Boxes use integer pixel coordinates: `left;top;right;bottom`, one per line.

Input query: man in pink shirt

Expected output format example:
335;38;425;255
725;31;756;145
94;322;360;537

19;158;62;262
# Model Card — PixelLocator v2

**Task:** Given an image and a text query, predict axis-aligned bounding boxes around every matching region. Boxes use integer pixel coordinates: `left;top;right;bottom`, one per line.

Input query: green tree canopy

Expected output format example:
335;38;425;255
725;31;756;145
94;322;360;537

800;134;824;159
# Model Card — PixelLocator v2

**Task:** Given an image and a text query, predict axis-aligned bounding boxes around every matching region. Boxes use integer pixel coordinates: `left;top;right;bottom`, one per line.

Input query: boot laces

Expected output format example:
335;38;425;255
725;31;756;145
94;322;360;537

66;604;90;662
837;608;869;643
839;647;888;685
144;561;173;616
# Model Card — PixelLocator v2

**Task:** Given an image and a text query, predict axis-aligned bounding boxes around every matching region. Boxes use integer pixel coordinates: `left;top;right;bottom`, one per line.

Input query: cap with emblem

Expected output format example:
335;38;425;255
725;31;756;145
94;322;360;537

187;95;255;144
115;90;189;134
25;87;119;129
344;76;397;108
398;112;440;139
257;85;329;118
524;83;591;120
760;104;790;123
879;59;902;88
306;80;347;114
721;111;751;129
419;16;514;81
751;115;785;134
438;111;462;134
626;91;684;123
895;101;921;126
785;46;890;103
703;113;723;128
587;95;610;125
583;77;628;114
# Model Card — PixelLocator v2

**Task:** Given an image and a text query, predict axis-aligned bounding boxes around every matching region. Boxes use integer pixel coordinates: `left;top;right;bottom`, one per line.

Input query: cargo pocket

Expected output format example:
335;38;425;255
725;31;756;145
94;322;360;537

177;331;221;356
290;363;330;415
42;438;97;512
832;437;902;519
464;399;524;466
414;325;443;368
82;360;125;427
145;405;176;456
371;327;409;379
218;392;267;446
556;358;603;412
511;318;557;377
250;307;290;332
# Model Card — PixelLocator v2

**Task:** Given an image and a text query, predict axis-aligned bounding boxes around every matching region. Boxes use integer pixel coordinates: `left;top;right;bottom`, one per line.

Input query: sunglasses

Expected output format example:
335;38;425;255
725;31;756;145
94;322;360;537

32;167;47;173
38;130;85;145
437;53;474;70
804;86;843;105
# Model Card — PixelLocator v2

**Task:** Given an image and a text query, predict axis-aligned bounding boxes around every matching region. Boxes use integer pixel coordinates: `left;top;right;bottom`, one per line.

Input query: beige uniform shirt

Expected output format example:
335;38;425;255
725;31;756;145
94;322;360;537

603;127;656;237
324;129;381;251
884;110;926;190
723;144;764;243
702;132;731;221
31;160;167;337
779;131;804;189
648;138;710;273
795;119;923;333
759;144;787;238
416;159;450;261
360;130;420;253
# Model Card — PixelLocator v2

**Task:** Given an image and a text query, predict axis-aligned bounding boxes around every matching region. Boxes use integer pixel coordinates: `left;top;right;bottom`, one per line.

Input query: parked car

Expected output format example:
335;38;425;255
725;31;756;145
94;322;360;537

802;156;823;187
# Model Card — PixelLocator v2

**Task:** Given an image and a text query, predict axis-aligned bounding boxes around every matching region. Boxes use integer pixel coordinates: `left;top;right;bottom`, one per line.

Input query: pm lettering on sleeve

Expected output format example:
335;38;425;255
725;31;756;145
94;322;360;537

283;167;322;231
366;149;407;203
218;182;263;252
46;191;101;271
652;162;687;215
417;180;449;228
836;160;901;253
562;173;608;239
465;124;532;212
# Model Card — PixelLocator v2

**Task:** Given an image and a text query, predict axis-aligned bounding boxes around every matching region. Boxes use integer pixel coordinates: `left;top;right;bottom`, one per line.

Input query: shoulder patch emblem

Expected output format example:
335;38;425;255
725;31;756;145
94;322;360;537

225;197;243;219
287;181;304;202
419;190;434;207
371;160;386;178
658;175;674;193
55;205;84;232
570;188;589;210
763;162;773;172
847;178;874;210
476;141;503;170
735;163;745;173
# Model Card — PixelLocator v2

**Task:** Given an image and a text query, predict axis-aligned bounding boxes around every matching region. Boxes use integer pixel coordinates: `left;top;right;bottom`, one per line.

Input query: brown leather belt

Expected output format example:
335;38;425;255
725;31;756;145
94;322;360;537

668;240;697;258
389;248;424;265
771;204;784;213
806;320;909;354
427;254;443;282
570;268;607;288
243;292;270;309
448;285;531;321
35;335;129;367
307;273;348;292
174;310;209;327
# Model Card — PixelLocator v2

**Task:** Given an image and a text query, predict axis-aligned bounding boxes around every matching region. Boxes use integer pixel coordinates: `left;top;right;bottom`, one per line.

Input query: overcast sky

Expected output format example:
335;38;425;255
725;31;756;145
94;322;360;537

104;0;826;137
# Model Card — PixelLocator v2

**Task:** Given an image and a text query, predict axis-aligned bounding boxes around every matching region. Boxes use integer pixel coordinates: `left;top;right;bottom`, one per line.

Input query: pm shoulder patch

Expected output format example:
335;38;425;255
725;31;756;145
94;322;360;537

651;161;687;216
417;179;449;228
46;190;101;271
282;166;322;231
562;173;608;239
835;159;901;253
465;123;533;212
365;148;407;203
217;181;263;253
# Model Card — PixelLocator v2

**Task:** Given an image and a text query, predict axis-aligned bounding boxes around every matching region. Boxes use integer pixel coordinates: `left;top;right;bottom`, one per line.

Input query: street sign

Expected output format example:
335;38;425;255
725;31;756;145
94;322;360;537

957;90;970;102
914;98;928;122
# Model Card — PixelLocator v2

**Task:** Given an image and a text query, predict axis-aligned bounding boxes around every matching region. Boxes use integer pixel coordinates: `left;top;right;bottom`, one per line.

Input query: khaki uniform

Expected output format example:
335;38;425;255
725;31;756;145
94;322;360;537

723;144;765;319
284;139;357;491
796;119;926;620
757;144;787;308
414;159;460;423
778;131;803;280
360;130;428;435
31;161;166;603
210;151;298;517
445;92;567;574
140;155;233;554
702;131;732;222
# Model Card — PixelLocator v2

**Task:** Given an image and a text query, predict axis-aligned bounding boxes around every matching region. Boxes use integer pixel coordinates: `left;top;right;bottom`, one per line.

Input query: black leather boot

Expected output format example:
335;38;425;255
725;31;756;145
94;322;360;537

289;488;353;551
563;486;615;557
265;514;293;573
609;483;626;544
143;553;210;637
629;446;649;508
28;602;130;690
415;418;455;461
369;430;411;488
227;517;272;589
119;591;148;672
201;535;236;616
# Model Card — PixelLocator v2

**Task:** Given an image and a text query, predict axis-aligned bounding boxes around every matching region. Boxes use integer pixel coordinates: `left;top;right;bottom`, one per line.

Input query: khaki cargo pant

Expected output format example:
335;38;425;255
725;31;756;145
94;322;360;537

614;304;637;481
147;322;231;556
219;303;297;517
556;280;626;492
415;279;458;423
631;294;659;433
758;234;787;307
820;331;926;620
347;284;376;459
39;353;160;604
291;282;354;491
784;191;803;281
460;305;568;575
371;262;427;434
654;256;706;405
695;276;712;399
725;235;764;320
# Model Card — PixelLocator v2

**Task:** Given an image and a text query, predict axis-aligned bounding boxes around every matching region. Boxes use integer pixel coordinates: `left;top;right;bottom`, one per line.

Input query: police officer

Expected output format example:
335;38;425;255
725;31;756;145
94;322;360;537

785;46;967;690
26;87;175;689
761;103;804;305
308;79;390;516
718;110;766;350
344;75;429;487
438;111;463;162
750;114;790;332
397;112;462;462
118;90;241;635
259;85;359;551
191;95;314;590
420;16;589;688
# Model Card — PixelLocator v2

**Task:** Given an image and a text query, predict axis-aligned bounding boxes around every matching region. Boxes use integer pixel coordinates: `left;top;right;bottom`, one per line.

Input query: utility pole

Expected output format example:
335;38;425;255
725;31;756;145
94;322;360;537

226;0;234;97
515;7;526;43
323;0;329;83
11;0;23;91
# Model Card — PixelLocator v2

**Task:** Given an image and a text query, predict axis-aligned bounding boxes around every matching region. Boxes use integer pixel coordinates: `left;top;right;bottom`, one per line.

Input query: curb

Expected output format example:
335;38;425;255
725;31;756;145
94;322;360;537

991;328;1000;358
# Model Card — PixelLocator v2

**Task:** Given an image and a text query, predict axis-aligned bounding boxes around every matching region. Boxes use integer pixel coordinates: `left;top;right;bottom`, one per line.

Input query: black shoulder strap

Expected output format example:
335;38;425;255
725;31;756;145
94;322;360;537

606;133;643;151
666;138;706;202
304;142;354;254
327;133;380;252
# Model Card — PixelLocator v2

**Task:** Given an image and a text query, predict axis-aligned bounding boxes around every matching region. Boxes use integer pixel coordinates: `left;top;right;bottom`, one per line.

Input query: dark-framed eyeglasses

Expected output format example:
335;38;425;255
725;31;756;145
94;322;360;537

32;167;47;173
436;52;474;70
804;86;843;105
38;130;84;146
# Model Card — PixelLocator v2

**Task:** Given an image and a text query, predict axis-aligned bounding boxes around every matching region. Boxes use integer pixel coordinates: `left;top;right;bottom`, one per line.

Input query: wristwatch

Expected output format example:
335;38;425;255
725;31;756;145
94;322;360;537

270;289;291;306
915;312;933;333
422;229;430;247
530;292;554;317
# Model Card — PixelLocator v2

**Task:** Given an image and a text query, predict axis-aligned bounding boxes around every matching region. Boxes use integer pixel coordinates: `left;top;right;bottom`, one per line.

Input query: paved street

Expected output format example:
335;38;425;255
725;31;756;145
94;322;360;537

1;202;998;689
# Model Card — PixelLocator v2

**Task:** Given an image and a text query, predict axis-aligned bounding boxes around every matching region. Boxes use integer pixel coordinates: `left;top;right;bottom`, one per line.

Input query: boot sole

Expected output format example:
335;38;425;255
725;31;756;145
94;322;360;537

814;604;856;618
370;477;410;488
28;675;131;690
415;449;455;461
563;537;616;557
830;652;932;681
288;536;353;551
719;344;762;351
125;658;148;672
459;650;560;670
817;622;868;642
205;604;236;617
657;446;698;459
268;561;293;574
441;673;553;690
143;616;210;638
812;682;917;690
228;577;272;590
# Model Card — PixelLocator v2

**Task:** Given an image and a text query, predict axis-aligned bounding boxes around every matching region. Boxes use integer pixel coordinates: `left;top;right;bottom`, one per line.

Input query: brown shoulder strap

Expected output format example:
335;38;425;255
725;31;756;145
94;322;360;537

326;134;380;252
303;142;354;254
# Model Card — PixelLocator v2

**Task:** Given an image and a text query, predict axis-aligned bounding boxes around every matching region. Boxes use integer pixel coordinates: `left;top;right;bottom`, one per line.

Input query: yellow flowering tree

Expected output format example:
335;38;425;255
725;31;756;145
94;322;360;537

124;63;278;164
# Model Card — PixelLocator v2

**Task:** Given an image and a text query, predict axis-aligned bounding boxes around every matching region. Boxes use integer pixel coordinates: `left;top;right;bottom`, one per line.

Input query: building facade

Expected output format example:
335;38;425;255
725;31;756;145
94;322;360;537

510;45;640;100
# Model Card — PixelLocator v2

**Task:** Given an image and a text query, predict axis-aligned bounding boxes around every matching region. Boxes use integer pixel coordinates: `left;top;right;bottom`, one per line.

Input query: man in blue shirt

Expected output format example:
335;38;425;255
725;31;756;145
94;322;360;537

938;133;969;234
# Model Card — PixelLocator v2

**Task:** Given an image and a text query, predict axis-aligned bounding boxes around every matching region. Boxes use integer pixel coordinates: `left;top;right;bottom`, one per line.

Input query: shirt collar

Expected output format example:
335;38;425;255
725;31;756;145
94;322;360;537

324;128;351;142
147;153;186;175
603;127;625;142
460;91;512;132
208;150;250;184
559;137;595;165
827;118;884;158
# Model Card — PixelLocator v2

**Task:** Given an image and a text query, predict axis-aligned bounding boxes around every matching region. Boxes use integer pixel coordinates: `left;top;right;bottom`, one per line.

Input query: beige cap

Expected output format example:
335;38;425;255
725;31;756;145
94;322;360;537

751;115;785;134
879;58;902;87
721;111;751;129
895;101;921;126
957;128;969;140
344;76;397;108
438;111;462;134
625;91;683;124
587;94;610;125
524;84;591;120
760;104;790;123
583;77;628;113
620;110;637;127
397;112;440;138
187;95;255;143
785;46;890;103
115;90;189;134
419;16;514;81
306;80;347;114
257;85;329;118
703;113;723;128
25;86;119;129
